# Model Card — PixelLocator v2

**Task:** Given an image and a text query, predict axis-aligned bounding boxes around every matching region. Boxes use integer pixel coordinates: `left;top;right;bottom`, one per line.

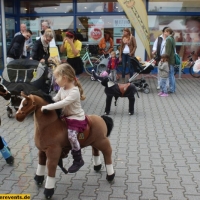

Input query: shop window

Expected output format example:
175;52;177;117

77;1;123;12
149;0;200;12
4;0;14;14
5;18;15;50
20;16;74;42
149;16;200;61
20;0;73;14
76;15;134;47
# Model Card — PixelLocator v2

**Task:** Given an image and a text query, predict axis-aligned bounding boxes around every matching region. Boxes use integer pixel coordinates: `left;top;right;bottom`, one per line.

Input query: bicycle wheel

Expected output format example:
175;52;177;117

84;57;100;75
189;64;200;78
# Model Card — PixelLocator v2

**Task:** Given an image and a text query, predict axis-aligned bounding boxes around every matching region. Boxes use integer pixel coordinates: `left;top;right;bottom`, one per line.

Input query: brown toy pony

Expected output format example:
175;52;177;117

15;91;115;199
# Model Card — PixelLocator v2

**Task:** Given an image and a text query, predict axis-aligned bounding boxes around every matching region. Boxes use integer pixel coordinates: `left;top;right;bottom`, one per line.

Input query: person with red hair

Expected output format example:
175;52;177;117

60;30;83;75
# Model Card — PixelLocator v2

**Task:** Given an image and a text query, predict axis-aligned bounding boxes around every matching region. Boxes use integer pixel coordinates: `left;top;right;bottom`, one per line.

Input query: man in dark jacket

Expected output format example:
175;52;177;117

7;30;32;64
152;26;168;89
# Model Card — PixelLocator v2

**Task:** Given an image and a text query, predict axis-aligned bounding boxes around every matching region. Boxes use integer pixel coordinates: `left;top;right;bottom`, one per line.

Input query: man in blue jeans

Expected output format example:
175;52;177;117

165;28;176;93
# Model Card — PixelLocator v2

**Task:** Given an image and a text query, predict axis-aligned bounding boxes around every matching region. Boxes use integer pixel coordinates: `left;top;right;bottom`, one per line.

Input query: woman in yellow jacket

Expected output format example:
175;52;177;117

99;32;114;58
60;30;83;75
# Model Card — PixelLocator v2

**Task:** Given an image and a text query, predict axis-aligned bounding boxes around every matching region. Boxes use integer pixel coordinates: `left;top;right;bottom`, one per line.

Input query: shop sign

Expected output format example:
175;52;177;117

88;19;104;42
113;19;131;28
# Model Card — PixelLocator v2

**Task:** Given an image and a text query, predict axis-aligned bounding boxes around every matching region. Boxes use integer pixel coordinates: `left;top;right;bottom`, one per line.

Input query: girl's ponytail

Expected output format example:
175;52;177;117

75;78;86;101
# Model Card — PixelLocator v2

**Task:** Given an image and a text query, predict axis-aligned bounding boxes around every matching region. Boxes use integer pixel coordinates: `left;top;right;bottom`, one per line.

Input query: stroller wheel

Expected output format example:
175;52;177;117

143;87;150;94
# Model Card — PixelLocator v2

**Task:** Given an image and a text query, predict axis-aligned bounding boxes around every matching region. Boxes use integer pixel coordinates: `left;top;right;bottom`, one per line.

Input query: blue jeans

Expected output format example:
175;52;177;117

160;78;168;94
169;65;176;93
122;54;134;78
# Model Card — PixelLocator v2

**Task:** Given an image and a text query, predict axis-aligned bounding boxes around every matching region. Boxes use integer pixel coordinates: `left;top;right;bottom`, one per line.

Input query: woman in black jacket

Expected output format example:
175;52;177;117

30;29;53;64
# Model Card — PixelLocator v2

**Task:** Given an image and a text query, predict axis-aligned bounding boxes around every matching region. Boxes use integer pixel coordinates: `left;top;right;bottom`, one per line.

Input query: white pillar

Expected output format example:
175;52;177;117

1;0;7;68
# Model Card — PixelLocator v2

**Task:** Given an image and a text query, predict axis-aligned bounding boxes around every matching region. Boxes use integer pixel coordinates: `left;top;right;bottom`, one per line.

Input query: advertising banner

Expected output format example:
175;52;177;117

88;19;104;43
117;0;151;57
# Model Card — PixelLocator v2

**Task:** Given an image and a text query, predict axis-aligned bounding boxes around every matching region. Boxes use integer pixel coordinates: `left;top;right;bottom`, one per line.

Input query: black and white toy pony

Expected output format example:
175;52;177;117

0;77;14;164
91;70;138;115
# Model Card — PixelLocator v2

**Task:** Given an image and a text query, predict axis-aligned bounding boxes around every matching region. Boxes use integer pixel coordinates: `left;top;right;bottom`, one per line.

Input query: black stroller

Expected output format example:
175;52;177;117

2;59;54;118
128;57;155;94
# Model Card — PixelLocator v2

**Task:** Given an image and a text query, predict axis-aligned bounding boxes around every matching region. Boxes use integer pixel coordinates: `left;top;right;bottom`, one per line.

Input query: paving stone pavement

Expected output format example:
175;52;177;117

0;75;200;200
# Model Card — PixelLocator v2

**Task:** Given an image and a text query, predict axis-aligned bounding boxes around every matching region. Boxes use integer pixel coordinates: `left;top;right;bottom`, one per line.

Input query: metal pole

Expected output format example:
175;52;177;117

178;57;182;79
1;0;7;68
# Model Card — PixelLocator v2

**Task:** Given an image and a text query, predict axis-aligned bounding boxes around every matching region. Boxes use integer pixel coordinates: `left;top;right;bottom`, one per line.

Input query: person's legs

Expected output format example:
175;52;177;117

159;78;164;94
169;65;176;93
129;56;134;78
162;78;168;94
113;70;117;82
68;129;84;173
110;70;114;81
122;54;128;79
160;78;168;97
157;67;160;89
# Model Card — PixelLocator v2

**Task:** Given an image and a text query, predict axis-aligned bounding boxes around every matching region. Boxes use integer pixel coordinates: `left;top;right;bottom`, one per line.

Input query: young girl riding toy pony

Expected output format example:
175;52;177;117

41;64;86;173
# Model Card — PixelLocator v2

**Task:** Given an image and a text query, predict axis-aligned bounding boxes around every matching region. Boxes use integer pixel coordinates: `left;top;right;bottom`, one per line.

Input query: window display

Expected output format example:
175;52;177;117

149;0;200;12
77;1;123;12
4;0;14;14
149;16;200;61
20;0;73;14
76;16;133;47
20;16;74;41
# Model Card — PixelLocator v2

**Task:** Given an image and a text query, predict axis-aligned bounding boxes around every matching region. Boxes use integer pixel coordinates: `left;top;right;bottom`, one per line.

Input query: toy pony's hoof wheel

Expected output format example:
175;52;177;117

106;173;115;182
94;164;102;172
34;175;44;185
44;188;54;199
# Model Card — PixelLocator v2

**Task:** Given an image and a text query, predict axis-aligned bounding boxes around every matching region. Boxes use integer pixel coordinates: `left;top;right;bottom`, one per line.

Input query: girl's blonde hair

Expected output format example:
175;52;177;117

54;63;85;100
110;51;116;56
44;28;54;39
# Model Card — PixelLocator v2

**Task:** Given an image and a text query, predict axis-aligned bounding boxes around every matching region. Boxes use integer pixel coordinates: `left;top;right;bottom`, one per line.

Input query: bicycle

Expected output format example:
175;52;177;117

174;51;200;78
83;45;109;75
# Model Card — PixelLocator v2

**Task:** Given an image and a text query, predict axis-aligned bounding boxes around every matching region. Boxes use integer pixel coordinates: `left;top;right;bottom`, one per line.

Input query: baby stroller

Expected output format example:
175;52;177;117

128;57;155;94
2;59;54;118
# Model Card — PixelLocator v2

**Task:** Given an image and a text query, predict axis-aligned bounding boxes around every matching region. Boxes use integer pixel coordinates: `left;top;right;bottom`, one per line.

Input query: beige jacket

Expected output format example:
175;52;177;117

119;35;137;58
42;86;85;120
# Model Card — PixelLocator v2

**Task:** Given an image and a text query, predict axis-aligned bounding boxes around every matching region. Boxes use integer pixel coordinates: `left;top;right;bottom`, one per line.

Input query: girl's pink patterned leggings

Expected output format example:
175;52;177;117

68;129;80;151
